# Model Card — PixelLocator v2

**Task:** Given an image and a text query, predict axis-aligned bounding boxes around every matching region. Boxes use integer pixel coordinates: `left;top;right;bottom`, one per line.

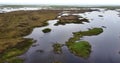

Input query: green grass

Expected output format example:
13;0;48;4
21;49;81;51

42;28;51;33
52;43;62;54
69;41;91;58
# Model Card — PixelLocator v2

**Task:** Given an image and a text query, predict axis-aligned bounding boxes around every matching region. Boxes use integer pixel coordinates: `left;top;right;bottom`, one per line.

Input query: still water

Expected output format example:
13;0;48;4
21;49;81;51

21;9;120;63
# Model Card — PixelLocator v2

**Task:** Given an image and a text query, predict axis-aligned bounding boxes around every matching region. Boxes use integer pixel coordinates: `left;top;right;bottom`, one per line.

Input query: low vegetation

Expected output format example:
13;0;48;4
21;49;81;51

42;28;51;33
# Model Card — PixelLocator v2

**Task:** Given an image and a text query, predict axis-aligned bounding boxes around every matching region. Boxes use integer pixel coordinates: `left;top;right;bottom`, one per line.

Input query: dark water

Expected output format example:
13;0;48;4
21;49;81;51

20;9;120;63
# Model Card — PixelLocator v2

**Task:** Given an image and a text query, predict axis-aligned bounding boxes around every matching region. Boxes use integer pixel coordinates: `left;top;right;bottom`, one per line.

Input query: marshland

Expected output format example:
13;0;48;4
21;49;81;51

0;5;120;63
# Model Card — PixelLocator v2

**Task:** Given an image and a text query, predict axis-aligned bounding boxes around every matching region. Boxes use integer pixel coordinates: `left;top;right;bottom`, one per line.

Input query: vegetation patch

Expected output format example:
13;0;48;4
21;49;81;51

42;28;51;33
66;28;103;58
52;43;63;54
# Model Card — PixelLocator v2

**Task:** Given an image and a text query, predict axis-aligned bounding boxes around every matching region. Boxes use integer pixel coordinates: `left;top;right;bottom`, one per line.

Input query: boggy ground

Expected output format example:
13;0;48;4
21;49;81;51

0;9;97;63
0;10;61;63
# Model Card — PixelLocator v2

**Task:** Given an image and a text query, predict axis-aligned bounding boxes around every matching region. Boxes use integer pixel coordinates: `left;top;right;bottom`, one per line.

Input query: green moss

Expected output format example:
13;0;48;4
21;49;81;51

69;41;91;58
42;28;51;33
52;43;62;54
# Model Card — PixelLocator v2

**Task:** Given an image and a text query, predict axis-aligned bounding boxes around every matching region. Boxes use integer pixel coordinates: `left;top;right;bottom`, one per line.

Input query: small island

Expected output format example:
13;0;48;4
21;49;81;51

42;28;51;33
66;28;103;58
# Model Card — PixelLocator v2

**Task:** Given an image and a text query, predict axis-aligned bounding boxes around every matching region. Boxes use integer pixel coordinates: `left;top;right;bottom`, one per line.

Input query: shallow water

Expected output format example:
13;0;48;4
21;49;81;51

20;9;120;63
